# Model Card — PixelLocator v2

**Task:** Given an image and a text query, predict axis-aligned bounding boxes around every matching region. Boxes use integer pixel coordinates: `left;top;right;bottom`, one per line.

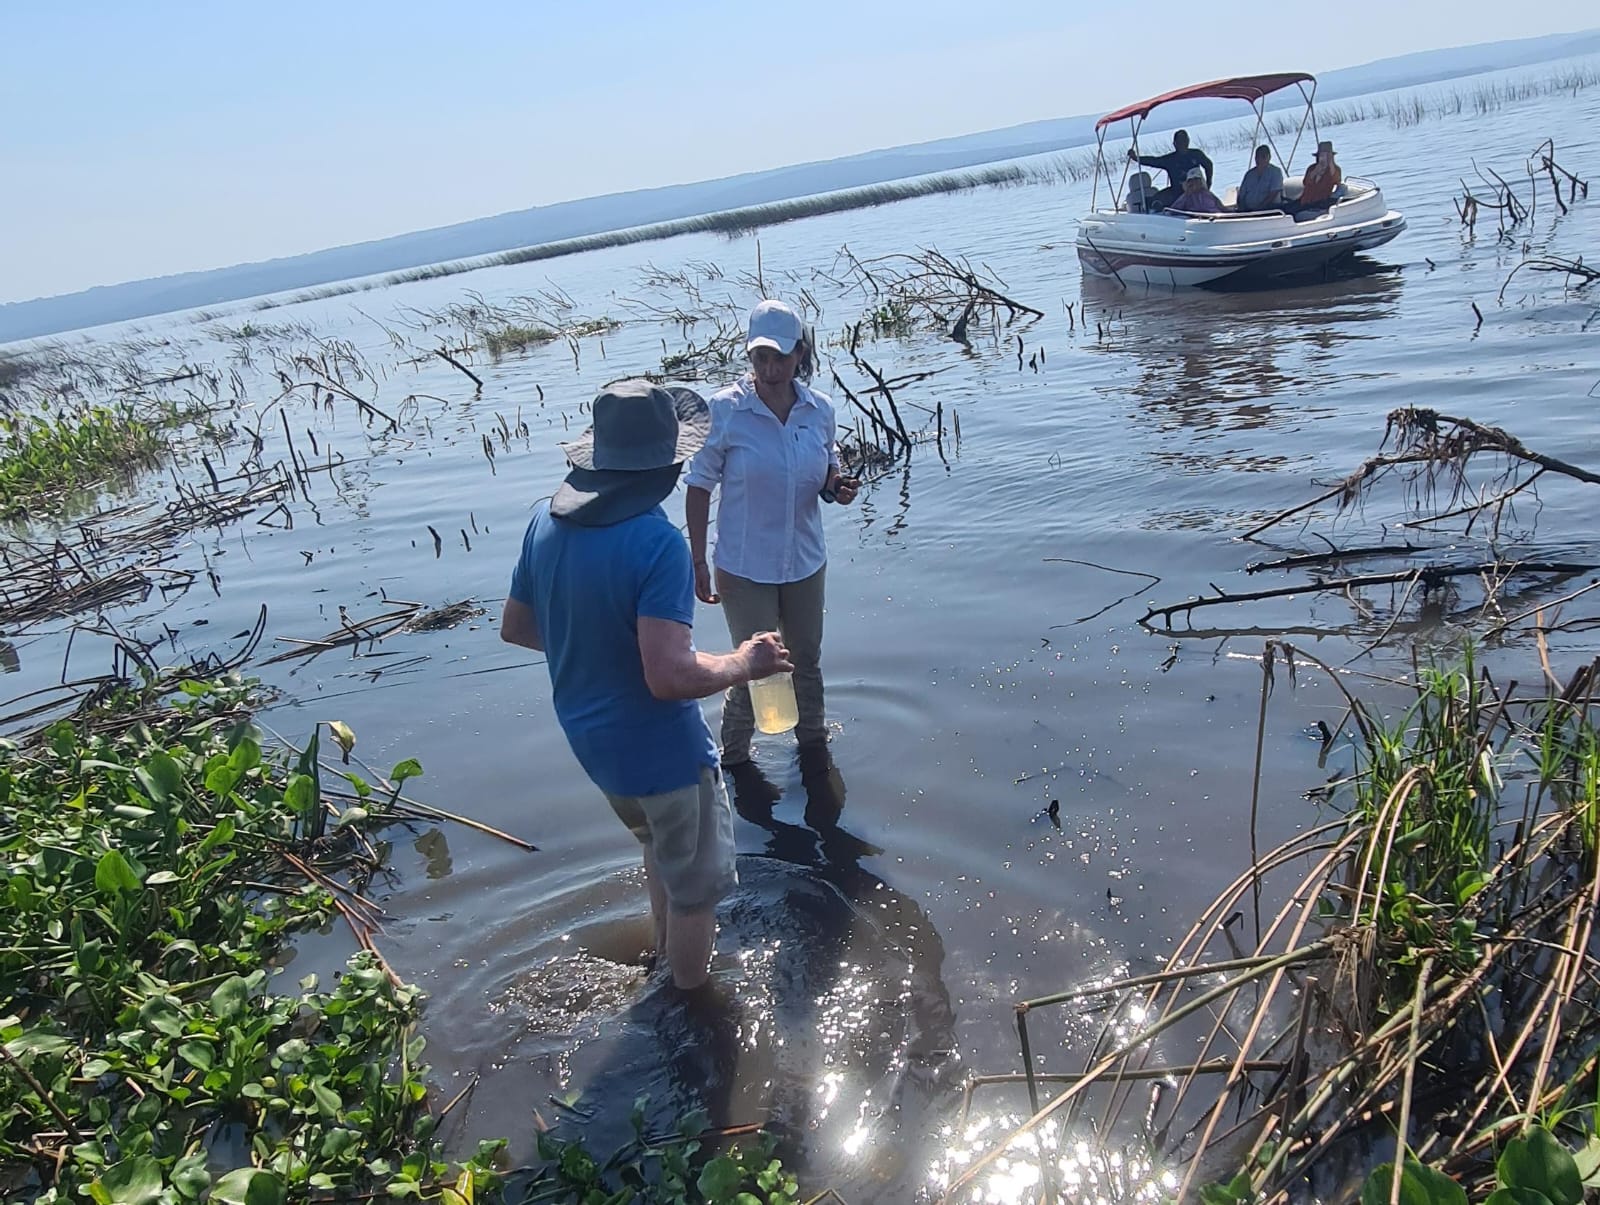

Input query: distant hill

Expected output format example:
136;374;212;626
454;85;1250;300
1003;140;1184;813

4;26;1598;344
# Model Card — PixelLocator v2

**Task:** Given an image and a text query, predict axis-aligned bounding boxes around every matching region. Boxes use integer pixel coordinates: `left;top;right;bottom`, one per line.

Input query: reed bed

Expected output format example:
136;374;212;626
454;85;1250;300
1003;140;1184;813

255;165;1029;314
949;646;1600;1204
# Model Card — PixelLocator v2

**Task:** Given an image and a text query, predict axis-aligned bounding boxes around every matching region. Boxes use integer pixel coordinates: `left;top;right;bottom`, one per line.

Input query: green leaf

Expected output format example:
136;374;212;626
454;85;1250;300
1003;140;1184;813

390;757;423;785
1485;1191;1555;1205
228;737;262;773
145;870;180;886
319;1128;361;1160
177;1040;214;1071
334;806;369;829
197;815;236;855
1453;869;1492;905
1361;1161;1466;1205
1497;1126;1587;1203
205;764;240;797
284;773;317;816
139;996;185;1038
211;1168;287;1205
1500;1128;1584;1205
113;804;156;822
5;1029;73;1060
697;1156;743;1201
93;1156;165;1205
1573;1134;1600;1187
136;751;183;804
210;976;249;1021
311;1081;342;1117
95;848;142;895
327;720;356;761
171;1152;211;1199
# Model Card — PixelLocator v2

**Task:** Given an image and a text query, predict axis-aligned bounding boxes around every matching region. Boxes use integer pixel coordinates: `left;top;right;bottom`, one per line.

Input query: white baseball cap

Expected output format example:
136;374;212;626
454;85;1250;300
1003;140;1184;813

746;299;804;355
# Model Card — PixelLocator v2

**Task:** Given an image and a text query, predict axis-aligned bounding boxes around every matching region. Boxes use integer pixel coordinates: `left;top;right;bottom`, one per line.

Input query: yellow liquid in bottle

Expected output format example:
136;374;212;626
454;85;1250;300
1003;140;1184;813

748;673;798;734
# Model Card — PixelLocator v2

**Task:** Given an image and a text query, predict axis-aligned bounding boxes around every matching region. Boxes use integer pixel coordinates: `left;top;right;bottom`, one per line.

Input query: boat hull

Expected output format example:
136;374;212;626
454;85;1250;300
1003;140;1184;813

1076;180;1405;287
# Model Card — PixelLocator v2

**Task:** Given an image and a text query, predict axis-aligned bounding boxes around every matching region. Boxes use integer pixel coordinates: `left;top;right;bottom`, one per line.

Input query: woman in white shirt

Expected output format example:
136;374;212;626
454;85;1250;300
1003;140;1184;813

685;300;858;765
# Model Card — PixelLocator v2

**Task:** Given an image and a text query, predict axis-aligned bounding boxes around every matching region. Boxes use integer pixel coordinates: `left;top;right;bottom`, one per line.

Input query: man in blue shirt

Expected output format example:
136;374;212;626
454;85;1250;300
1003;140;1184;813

1236;145;1286;212
501;379;791;990
1128;129;1215;209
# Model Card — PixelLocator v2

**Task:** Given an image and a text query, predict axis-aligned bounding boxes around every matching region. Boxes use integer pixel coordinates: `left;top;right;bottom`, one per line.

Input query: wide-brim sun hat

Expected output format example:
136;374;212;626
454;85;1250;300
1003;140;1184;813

745;299;804;356
550;379;710;527
1317;140;1336;155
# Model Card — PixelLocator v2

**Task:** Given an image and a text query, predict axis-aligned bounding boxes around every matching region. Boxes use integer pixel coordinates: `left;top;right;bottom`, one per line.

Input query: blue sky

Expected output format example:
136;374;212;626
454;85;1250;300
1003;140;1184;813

2;1;1594;303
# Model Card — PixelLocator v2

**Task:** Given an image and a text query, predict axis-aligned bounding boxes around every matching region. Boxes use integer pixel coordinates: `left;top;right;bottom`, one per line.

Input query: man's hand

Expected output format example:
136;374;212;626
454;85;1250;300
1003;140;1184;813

1126;148;1138;162
740;631;793;680
693;560;719;605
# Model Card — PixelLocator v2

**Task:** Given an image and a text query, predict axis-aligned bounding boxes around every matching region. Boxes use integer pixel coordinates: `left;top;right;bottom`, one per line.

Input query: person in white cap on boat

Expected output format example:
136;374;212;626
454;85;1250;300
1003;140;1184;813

1168;165;1224;214
684;300;859;768
500;379;792;991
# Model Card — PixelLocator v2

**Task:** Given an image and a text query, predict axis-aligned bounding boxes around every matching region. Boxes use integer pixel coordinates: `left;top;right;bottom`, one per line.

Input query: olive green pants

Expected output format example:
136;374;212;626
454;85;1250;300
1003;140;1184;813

715;565;827;761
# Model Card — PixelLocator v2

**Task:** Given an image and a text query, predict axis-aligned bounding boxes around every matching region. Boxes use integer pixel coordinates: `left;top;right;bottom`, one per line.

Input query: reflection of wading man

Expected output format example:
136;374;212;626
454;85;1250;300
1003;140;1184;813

499;380;792;990
685;300;859;766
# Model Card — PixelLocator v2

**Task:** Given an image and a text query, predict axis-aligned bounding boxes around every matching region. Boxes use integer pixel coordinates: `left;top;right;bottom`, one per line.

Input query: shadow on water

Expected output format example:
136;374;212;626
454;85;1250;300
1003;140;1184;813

505;751;961;1200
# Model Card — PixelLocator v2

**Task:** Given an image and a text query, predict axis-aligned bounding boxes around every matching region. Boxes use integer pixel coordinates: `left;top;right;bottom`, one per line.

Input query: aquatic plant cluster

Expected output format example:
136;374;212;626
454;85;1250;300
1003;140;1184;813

0;675;506;1203
0;404;172;520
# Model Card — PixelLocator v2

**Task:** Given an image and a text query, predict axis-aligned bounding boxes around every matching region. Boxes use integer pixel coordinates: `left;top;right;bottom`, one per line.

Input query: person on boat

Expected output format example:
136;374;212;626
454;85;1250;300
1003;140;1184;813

1236;145;1285;212
500;379;792;991
1128;129;1214;208
685;299;859;768
1289;141;1342;216
1168;166;1224;215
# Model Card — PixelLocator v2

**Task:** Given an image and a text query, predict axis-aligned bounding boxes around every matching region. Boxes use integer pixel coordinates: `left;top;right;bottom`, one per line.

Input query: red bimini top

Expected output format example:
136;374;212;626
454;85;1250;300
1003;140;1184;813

1095;73;1315;130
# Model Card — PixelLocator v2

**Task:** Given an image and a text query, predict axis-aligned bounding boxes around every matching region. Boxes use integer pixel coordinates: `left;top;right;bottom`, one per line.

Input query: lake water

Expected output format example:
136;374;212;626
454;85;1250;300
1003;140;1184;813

5;70;1600;1202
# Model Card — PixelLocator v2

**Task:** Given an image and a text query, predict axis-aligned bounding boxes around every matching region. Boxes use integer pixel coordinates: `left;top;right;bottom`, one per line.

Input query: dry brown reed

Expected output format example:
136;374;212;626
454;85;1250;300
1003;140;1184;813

947;647;1600;1203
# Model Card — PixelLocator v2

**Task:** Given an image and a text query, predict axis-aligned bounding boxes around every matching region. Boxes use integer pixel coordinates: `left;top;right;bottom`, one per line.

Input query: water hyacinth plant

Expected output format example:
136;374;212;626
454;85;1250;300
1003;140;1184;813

0;674;505;1204
0;403;171;519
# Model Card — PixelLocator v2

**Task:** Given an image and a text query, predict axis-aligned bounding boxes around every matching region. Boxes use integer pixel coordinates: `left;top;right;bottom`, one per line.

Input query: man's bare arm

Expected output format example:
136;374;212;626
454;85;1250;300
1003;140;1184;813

500;598;543;651
638;618;790;701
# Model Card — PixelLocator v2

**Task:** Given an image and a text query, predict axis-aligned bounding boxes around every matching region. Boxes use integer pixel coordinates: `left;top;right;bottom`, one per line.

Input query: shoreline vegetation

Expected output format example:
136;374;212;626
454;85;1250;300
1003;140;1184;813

0;672;804;1204
0;672;509;1203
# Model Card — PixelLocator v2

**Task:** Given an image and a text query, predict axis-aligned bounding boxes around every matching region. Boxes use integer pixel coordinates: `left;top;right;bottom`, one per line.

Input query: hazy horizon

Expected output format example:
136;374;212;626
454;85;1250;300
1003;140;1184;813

4;3;1598;306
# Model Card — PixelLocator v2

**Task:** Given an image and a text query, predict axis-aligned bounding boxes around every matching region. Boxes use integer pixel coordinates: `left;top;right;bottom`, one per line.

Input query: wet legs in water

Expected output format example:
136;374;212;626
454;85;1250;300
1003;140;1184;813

643;847;715;991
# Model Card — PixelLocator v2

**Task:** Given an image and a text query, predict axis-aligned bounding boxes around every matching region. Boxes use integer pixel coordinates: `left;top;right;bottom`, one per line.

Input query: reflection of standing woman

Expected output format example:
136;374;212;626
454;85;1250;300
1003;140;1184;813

685;300;858;765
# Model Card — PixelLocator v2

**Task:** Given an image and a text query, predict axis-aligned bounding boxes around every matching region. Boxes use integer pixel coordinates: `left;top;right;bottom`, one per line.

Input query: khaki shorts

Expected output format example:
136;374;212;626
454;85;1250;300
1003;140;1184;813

603;766;736;911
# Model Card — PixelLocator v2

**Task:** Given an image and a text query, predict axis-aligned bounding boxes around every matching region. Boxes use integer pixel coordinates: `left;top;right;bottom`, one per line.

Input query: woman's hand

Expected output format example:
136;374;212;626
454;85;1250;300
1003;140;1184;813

694;560;720;605
824;468;860;506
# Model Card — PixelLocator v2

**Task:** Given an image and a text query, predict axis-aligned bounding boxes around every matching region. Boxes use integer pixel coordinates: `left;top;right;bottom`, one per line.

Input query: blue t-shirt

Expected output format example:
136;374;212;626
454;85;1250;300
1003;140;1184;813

509;501;717;797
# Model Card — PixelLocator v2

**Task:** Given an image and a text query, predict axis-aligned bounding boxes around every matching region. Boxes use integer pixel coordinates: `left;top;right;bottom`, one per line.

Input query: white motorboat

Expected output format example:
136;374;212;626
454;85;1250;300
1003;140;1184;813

1075;73;1406;287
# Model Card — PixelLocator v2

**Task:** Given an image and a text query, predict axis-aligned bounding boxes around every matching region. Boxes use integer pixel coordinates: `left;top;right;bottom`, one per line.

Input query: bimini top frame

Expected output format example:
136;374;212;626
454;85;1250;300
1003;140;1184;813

1088;72;1320;211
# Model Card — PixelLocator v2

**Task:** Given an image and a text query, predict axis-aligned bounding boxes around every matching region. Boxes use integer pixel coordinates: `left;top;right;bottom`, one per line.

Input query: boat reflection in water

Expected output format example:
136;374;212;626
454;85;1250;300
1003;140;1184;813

1081;261;1403;459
